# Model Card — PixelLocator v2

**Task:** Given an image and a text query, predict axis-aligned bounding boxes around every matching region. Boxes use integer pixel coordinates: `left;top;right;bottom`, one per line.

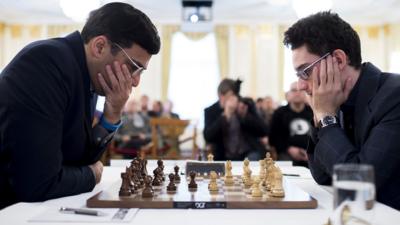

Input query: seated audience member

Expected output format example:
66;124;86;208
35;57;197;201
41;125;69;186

114;99;151;158
260;96;276;126
256;97;264;116
204;79;268;161
140;94;150;115
284;11;400;209
149;100;163;118
162;99;180;119
257;96;277;157
269;82;313;167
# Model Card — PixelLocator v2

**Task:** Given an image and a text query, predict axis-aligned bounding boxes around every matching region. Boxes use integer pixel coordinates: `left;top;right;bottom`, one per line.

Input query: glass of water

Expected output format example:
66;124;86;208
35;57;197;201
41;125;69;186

332;164;375;225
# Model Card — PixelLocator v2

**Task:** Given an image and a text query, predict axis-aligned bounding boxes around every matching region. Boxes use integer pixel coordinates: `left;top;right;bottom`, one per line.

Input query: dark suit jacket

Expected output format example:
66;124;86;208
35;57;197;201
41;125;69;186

203;101;268;160
0;32;112;208
307;63;400;209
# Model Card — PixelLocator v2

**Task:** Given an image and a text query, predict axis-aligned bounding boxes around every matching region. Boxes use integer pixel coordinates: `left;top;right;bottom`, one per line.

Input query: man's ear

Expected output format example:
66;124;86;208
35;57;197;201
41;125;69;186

88;36;108;59
332;49;347;70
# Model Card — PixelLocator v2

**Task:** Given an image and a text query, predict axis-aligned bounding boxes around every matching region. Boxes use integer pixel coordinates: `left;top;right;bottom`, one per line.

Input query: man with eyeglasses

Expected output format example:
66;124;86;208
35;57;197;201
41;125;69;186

0;3;160;209
283;11;400;209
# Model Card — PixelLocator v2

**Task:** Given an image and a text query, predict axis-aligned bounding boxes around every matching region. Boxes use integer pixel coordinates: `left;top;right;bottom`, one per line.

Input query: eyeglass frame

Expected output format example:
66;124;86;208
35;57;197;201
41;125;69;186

112;42;145;76
296;52;330;80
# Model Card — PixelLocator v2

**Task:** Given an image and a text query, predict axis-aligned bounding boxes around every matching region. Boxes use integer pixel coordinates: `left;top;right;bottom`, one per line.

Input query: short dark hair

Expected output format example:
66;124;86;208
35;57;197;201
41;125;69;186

217;79;241;95
283;11;361;69
81;2;160;55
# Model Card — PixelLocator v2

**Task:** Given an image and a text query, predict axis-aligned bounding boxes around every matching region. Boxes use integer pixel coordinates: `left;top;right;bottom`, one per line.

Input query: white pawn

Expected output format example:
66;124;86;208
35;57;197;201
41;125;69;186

224;160;234;186
251;177;263;197
208;171;219;192
244;169;253;189
207;153;214;162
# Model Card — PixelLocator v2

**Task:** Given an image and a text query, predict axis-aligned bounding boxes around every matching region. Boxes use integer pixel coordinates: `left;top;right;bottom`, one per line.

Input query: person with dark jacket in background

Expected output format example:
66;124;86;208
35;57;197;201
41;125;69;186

0;3;160;209
204;79;268;161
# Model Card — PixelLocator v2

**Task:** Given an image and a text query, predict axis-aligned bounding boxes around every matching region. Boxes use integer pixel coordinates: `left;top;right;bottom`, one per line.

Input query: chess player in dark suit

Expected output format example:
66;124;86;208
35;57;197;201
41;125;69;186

0;3;160;209
283;11;400;209
204;79;268;161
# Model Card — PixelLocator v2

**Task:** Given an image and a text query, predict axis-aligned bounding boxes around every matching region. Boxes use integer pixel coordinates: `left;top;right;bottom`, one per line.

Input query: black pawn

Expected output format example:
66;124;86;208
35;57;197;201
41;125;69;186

142;175;154;198
174;165;181;183
152;168;161;186
167;173;177;192
188;171;197;189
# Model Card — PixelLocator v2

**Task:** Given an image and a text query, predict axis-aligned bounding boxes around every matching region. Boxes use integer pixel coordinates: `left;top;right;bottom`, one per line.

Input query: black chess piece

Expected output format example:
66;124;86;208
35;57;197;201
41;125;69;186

157;159;165;181
167;173;177;192
188;171;197;189
174;165;181;183
119;172;131;196
142;175;154;198
142;159;148;177
132;159;143;189
125;166;137;194
152;168;161;186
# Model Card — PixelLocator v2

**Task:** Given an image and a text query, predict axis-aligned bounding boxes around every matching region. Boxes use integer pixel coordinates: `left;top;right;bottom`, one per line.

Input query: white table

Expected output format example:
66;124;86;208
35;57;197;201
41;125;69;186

1;160;399;225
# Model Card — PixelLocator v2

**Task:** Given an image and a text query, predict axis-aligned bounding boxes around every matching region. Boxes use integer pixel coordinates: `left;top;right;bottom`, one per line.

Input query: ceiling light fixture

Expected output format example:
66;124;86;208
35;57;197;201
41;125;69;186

292;0;332;18
59;0;100;22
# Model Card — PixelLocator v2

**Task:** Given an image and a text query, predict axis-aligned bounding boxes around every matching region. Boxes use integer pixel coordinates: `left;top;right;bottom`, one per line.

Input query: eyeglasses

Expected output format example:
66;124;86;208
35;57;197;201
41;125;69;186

296;52;330;80
112;42;145;76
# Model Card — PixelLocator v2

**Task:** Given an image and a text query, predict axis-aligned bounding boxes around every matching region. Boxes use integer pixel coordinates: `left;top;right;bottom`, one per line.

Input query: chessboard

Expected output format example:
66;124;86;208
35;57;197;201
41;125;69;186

87;158;317;209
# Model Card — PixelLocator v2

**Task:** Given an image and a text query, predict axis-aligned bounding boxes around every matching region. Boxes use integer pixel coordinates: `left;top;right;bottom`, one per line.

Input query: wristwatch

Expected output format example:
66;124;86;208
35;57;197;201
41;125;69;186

318;115;338;128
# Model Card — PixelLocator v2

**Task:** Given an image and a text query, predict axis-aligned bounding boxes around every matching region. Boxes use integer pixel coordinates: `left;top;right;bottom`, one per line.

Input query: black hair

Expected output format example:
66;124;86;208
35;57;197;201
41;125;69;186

283;11;361;69
217;78;242;95
81;2;160;55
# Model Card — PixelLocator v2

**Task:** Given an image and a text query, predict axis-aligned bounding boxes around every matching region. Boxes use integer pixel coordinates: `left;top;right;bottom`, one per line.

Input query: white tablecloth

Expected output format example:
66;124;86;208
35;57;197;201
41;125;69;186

1;160;399;225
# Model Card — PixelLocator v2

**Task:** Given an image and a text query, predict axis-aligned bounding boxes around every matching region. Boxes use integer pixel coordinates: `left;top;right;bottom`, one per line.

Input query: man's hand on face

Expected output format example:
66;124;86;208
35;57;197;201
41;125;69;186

309;55;352;121
223;95;238;120
98;61;134;124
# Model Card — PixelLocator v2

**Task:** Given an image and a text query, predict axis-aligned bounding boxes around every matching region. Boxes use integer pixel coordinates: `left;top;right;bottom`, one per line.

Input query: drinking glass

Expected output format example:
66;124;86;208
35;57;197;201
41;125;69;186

332;164;375;225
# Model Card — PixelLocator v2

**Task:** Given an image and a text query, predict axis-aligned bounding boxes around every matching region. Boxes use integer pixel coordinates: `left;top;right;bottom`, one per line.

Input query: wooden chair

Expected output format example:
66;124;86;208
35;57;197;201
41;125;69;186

139;118;198;159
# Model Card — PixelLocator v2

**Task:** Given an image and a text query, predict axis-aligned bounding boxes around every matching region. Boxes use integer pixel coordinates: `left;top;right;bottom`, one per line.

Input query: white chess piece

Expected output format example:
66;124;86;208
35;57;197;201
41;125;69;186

209;171;219;192
251;177;263;197
271;166;285;197
224;160;234;186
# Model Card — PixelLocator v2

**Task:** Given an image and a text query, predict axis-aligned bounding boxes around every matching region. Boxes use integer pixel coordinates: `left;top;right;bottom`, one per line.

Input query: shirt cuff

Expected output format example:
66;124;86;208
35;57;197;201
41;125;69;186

99;114;122;132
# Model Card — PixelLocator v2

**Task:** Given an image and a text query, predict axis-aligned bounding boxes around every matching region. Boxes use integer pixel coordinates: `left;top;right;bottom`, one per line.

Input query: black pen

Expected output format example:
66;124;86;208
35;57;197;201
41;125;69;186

59;207;106;216
283;173;300;177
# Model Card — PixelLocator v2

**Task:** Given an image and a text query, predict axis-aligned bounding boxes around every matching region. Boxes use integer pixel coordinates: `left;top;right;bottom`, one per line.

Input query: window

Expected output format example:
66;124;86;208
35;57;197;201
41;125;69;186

168;32;219;128
389;52;400;73
283;47;297;101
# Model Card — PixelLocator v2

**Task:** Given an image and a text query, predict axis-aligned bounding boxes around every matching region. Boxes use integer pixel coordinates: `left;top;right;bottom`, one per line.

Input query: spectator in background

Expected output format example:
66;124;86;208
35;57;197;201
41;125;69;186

204;79;268;161
114;99;151;158
140;94;150;115
258;96;277;159
256;97;264;116
269;81;313;167
260;96;276;126
149;100;163;117
162;99;180;119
